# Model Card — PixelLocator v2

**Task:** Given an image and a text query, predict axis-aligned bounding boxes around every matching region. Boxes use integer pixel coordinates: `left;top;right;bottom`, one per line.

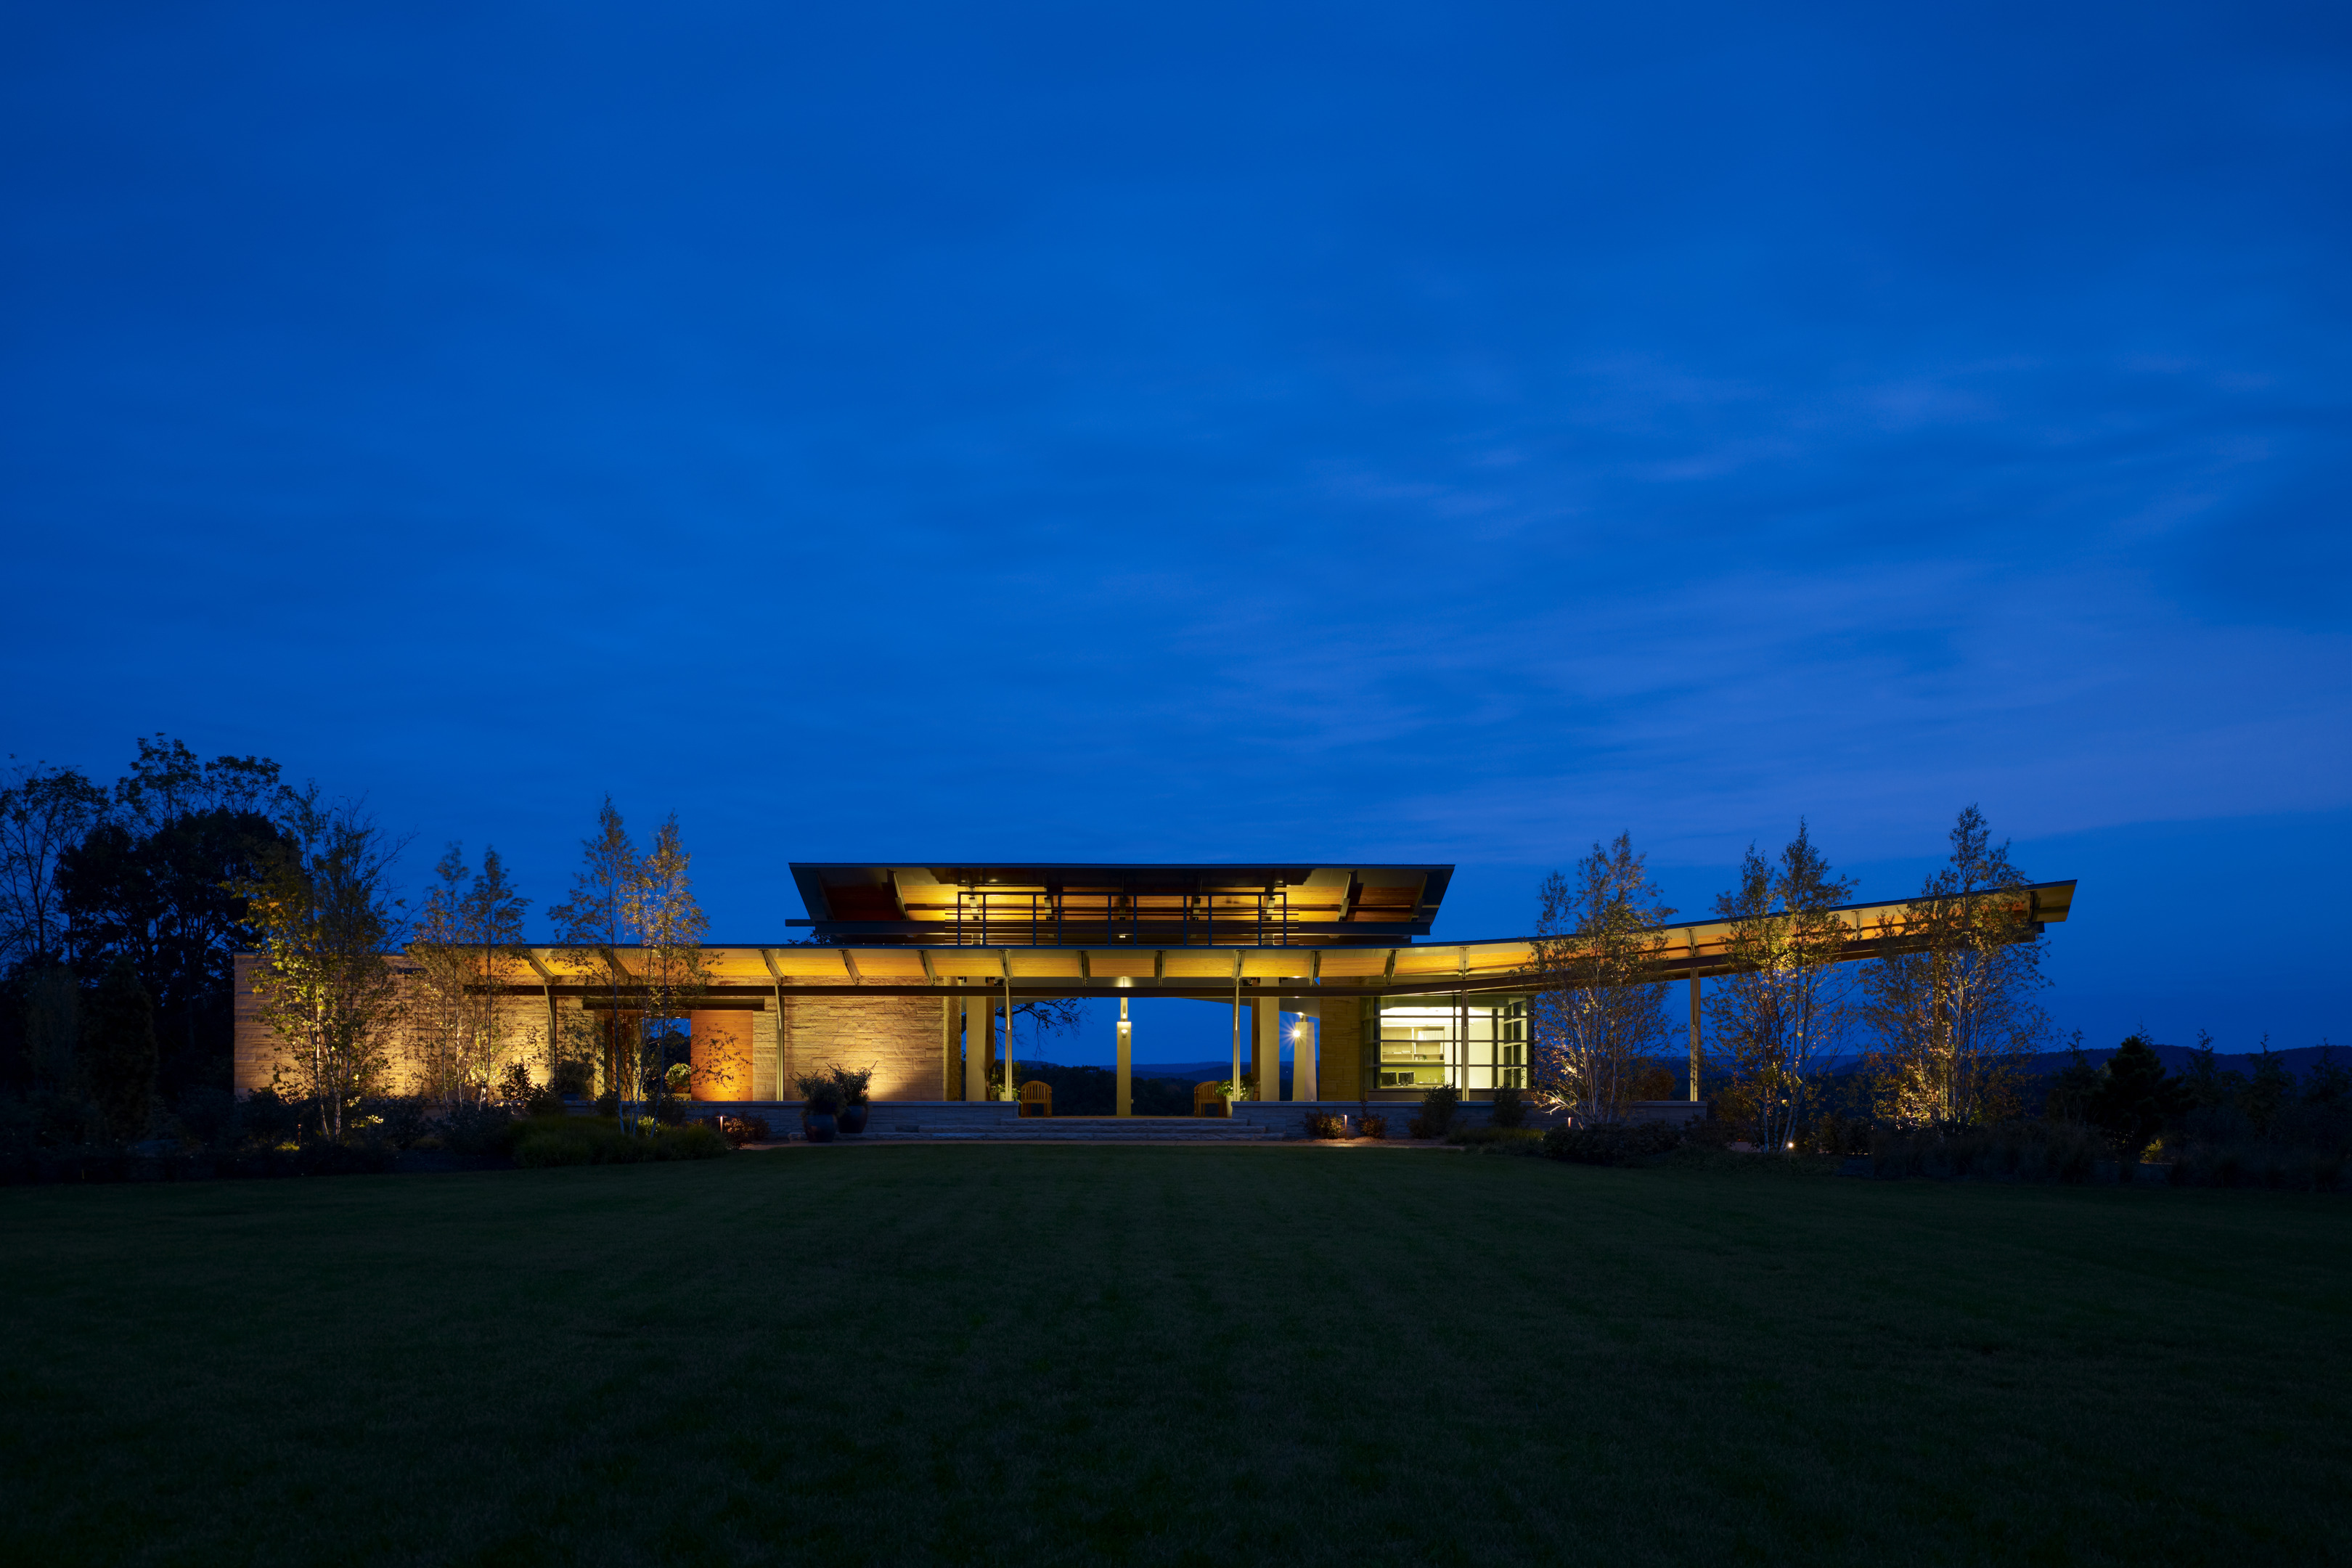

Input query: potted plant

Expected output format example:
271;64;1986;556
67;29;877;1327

1216;1079;1252;1117
830;1064;874;1135
794;1070;844;1143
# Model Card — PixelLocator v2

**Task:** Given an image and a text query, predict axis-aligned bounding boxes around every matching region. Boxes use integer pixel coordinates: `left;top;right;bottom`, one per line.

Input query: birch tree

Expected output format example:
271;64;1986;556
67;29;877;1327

626;815;710;1116
550;802;709;1134
1860;805;2049;1127
550;799;637;1111
1528;833;1677;1122
239;788;409;1139
409;844;532;1105
1705;821;1855;1150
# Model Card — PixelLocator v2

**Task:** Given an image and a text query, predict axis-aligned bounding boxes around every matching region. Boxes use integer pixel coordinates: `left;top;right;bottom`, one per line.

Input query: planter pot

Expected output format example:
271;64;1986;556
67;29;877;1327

803;1112;838;1143
838;1103;870;1135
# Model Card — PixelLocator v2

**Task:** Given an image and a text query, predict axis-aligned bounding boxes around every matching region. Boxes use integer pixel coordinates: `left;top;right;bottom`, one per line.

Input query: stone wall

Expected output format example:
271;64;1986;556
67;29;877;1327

775;986;944;1101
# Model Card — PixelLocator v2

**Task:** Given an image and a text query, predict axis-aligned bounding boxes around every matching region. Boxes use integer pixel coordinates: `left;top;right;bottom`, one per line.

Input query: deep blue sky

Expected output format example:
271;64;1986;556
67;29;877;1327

4;2;2348;1066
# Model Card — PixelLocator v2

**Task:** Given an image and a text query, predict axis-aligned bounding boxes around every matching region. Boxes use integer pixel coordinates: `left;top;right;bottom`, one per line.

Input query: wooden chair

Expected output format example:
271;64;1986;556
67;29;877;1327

1019;1079;1053;1117
1194;1081;1228;1117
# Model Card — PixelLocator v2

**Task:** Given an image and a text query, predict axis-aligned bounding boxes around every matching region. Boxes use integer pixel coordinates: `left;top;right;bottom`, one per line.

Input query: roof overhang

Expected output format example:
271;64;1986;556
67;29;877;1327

479;880;2076;1002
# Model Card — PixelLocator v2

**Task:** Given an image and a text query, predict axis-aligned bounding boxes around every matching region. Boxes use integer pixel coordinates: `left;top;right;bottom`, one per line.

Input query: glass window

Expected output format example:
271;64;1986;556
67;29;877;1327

1374;995;1527;1092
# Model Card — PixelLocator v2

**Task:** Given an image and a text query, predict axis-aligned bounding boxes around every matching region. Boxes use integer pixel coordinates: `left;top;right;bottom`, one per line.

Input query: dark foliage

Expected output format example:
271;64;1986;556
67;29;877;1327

438;1101;520;1156
2041;1039;2104;1124
1543;1119;1685;1165
1445;1124;1545;1153
1302;1111;1346;1139
2086;1035;2189;1159
1869;1120;2105;1182
1487;1086;1527;1129
550;1055;595;1099
793;1071;845;1115
1355;1114;1387;1140
715;1114;769;1147
1407;1084;1461;1140
513;1116;727;1167
1796;1111;1873;1156
79;957;158;1141
57;804;295;1101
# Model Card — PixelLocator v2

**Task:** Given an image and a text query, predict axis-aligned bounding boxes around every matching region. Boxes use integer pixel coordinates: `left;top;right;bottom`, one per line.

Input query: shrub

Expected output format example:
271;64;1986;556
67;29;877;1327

2169;1141;2348;1191
828;1064;874;1106
362;1095;433;1149
1408;1085;1461;1140
1447;1125;1544;1154
1302;1111;1347;1140
1356;1114;1387;1140
514;1116;730;1167
440;1101;520;1157
1543;1120;1684;1166
1869;1120;2104;1183
1488;1087;1527;1129
550;1055;595;1100
715;1114;771;1148
1799;1111;1872;1157
241;1088;302;1149
656;1122;728;1160
793;1071;845;1116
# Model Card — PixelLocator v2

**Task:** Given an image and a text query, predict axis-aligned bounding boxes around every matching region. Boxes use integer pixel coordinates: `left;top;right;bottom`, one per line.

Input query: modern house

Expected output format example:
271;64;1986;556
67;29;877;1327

232;861;2078;1129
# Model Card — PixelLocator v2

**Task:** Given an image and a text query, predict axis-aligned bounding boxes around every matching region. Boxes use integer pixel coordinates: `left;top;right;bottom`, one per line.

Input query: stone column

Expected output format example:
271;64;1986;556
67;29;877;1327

963;992;989;1103
1293;1003;1319;1101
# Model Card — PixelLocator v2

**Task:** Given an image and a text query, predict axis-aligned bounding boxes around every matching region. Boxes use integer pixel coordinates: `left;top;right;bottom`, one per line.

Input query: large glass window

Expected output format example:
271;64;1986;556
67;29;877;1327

1374;996;1526;1092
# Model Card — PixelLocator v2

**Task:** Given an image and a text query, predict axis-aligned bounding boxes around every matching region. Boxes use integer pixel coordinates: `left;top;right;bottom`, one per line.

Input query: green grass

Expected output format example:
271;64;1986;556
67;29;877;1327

2;1151;2347;1566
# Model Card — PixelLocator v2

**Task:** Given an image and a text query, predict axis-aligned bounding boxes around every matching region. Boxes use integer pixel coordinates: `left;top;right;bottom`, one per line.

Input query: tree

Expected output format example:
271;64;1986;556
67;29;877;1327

2087;1034;2186;1160
81;957;159;1142
2242;1037;2292;1138
0;760;107;968
23;962;81;1095
2303;1044;2349;1111
59;803;293;1096
1705;821;1855;1151
1861;806;2050;1126
626;815;710;1120
551;799;639;1108
238;788;409;1140
2042;1032;2104;1124
409;844;533;1105
2179;1028;2243;1113
550;801;709;1135
1528;833;1677;1122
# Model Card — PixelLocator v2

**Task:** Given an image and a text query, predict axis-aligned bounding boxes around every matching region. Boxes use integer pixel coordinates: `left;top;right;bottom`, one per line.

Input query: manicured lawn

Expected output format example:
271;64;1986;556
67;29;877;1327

2;1150;2346;1566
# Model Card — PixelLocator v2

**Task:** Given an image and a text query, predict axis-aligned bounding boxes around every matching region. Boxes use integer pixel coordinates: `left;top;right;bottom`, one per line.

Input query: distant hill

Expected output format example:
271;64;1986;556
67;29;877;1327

1012;1059;1241;1082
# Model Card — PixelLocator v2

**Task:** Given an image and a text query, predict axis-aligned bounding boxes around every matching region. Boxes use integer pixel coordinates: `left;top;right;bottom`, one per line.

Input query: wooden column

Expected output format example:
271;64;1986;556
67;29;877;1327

941;996;957;1099
1688;929;1703;1102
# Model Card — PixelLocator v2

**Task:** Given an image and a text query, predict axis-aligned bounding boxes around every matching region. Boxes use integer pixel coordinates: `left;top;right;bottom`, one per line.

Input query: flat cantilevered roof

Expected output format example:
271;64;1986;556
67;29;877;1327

787;862;1455;947
477;880;2077;1003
